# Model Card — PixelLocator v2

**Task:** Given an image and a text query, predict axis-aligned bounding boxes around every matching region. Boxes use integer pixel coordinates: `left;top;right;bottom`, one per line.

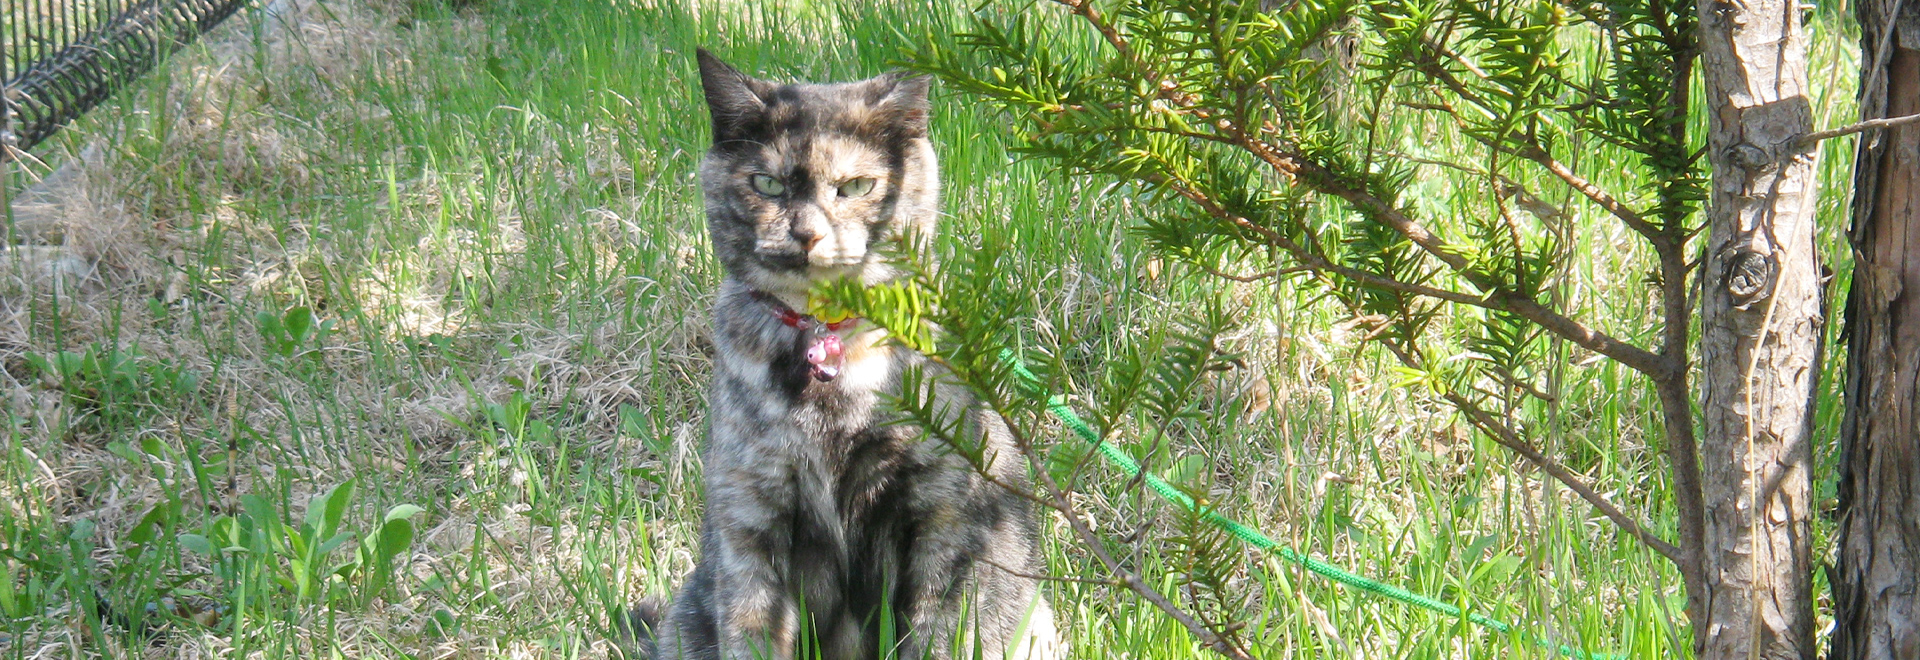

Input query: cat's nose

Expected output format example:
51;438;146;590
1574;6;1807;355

791;226;822;252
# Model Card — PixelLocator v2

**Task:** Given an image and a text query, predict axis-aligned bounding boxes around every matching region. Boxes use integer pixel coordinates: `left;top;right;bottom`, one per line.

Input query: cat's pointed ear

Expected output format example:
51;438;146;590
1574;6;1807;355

697;49;772;141
866;71;932;139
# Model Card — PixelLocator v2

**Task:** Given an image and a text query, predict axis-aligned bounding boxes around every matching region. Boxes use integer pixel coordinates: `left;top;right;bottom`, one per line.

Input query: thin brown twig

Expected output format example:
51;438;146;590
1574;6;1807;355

1194;261;1310;282
1051;0;1133;65
1153;180;1490;308
1113;105;1682;382
1399;39;1668;244
913;352;1250;658
1519;145;1664;241
978;556;1124;587
1448;392;1682;562
1362;327;1684;564
1236;133;1481;272
1410;47;1499;123
1796;110;1920;146
1490;166;1529;269
1156;145;1675;380
1004;417;1254;660
1305;175;1674;375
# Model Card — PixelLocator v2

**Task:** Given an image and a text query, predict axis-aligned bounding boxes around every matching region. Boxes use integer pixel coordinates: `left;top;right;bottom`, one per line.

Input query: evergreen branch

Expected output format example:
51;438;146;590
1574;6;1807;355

1149;175;1488;308
1397;117;1664;243
1211;125;1674;378
1484;289;1670;378
1393;12;1681;247
1515;144;1664;241
1360;318;1683;564
1150;167;1667;380
1008;419;1255;660
1443;390;1682;563
1217;124;1479;271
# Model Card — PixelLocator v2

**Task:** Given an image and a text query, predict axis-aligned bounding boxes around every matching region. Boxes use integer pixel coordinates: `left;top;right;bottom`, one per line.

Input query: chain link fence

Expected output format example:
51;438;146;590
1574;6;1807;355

3;0;254;161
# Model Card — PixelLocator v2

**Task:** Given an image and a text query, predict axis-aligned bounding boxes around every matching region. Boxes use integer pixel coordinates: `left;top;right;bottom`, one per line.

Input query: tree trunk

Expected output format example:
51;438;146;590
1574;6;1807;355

1693;0;1823;657
1832;3;1920;658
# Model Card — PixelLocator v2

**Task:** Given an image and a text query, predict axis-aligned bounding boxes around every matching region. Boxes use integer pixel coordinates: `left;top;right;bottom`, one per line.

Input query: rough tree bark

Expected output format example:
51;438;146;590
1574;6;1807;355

1832;2;1920;658
1693;0;1823;657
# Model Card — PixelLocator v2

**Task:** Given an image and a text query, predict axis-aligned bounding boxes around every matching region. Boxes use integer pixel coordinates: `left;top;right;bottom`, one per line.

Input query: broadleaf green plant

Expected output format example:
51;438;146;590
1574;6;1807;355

179;480;424;610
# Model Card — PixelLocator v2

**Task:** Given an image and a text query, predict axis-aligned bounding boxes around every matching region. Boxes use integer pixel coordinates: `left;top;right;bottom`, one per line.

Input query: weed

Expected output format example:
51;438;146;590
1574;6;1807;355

25;345;199;435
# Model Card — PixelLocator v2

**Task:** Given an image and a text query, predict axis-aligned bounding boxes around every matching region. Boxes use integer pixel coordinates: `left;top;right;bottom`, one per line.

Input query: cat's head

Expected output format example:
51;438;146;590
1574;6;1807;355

695;49;937;302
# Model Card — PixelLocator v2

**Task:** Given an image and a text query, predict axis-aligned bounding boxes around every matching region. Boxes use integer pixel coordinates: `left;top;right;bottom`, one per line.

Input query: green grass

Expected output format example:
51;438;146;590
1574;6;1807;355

0;0;1864;658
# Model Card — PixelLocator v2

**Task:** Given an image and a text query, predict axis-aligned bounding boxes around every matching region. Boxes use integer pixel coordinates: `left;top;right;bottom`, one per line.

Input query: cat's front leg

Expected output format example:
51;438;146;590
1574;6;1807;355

702;405;803;660
897;397;1048;660
900;492;1046;660
898;461;1002;660
701;352;811;660
898;525;970;660
705;469;799;660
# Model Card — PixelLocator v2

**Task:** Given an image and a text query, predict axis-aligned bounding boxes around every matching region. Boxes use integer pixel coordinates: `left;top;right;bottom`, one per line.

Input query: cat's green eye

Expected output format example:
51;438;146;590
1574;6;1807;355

837;178;876;198
750;174;786;197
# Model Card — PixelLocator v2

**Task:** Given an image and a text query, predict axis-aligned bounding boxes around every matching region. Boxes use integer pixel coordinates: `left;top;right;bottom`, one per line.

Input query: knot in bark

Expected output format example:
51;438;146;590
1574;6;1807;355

1724;249;1777;306
1730;142;1772;172
1709;1;1744;28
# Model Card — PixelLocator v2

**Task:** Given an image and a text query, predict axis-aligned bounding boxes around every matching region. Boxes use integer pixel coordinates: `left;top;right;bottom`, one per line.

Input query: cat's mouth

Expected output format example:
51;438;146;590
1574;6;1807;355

754;249;867;272
800;263;865;286
808;255;866;268
743;256;868;302
754;250;810;272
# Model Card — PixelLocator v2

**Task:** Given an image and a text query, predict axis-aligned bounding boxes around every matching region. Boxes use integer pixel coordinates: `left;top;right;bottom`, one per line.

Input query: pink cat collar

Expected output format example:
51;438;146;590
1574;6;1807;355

749;290;861;382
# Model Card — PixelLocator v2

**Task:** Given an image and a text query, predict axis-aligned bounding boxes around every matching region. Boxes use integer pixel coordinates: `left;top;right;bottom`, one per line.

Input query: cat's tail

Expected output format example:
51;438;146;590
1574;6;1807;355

612;598;665;659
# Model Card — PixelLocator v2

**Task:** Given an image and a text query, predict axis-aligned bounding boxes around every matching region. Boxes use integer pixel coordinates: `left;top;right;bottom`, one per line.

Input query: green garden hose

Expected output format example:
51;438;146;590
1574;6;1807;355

1000;349;1619;660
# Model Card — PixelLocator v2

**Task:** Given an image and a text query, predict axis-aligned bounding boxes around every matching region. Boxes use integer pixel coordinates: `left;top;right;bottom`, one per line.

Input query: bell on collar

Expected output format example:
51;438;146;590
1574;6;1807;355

805;330;845;382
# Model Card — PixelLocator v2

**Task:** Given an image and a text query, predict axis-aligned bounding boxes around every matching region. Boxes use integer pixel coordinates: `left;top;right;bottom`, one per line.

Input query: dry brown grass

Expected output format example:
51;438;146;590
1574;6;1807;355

0;1;720;657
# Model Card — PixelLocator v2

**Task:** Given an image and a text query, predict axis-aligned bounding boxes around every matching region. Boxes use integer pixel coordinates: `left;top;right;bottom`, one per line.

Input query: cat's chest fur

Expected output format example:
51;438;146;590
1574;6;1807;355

708;279;923;478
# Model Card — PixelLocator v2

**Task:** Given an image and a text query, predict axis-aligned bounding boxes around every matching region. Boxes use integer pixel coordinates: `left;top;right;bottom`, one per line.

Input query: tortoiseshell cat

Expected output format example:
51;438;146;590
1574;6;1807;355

624;50;1058;660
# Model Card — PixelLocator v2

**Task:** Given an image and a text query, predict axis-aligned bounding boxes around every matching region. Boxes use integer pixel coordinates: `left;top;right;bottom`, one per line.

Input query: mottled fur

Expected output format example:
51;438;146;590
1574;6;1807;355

626;51;1058;660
